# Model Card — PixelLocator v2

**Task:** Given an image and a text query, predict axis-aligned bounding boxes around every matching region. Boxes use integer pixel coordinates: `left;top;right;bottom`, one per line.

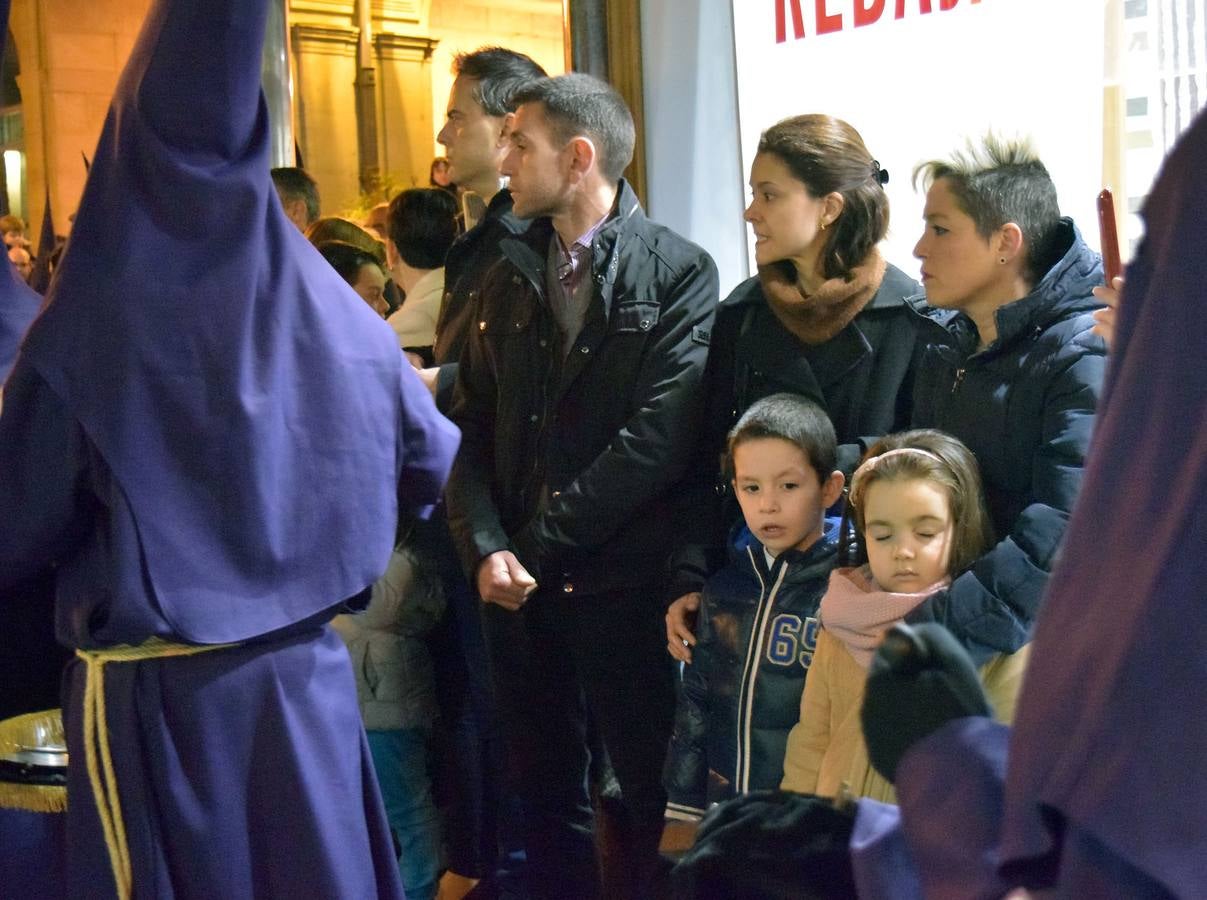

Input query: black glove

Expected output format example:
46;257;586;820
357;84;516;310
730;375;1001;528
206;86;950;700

670;790;856;900
861;623;991;784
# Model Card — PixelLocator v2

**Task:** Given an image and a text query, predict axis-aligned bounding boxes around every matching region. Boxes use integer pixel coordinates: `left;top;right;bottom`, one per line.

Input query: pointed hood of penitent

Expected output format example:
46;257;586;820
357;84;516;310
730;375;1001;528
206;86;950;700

20;0;409;642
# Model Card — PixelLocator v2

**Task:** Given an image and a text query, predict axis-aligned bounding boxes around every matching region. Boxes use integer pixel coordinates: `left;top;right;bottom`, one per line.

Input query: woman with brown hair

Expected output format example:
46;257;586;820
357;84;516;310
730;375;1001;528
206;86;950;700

305;216;387;263
667;114;925;660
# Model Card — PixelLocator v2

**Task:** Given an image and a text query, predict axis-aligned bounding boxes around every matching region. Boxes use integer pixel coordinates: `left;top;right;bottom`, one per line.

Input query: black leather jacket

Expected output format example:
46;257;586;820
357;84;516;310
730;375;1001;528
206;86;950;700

432;188;533;412
445;181;719;593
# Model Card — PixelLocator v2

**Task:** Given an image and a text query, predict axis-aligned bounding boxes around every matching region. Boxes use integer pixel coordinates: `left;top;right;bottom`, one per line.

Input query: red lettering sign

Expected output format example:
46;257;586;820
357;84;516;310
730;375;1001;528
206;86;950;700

896;0;933;18
816;0;843;34
776;0;807;42
854;0;886;27
775;0;978;43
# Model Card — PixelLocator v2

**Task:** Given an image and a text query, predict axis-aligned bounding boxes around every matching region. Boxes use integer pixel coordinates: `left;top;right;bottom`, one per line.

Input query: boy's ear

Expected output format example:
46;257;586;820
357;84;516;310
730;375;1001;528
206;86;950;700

821;470;845;508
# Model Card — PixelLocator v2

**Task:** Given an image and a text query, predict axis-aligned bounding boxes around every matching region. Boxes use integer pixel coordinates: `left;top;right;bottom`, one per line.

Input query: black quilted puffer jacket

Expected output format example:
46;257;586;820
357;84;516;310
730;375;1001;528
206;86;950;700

664;527;838;819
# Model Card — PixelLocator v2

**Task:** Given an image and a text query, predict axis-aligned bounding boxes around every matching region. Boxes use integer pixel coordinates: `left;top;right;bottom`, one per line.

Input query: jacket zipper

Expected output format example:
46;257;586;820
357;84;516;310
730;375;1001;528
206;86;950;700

735;549;789;794
950;368;966;394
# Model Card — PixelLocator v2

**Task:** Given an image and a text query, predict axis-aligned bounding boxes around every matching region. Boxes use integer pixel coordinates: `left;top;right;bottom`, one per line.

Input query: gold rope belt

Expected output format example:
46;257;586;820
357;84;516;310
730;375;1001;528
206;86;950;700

76;637;237;900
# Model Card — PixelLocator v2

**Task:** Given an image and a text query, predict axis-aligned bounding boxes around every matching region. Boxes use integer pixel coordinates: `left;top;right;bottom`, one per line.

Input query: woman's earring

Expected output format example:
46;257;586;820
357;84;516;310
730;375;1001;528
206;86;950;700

999;257;1007;264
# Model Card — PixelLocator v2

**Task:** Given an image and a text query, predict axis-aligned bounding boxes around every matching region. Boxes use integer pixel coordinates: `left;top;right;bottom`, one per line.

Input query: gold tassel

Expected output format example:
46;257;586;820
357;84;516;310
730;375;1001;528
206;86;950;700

0;708;68;814
0;780;66;814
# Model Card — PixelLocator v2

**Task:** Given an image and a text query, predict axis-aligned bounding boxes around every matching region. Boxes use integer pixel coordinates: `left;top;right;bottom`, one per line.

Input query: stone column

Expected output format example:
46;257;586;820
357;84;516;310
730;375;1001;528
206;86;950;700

354;0;380;193
261;0;295;168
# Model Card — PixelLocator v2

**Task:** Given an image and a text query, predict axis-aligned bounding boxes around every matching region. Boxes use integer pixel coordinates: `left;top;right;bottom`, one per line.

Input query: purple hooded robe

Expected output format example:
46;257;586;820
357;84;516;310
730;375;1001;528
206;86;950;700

0;0;460;896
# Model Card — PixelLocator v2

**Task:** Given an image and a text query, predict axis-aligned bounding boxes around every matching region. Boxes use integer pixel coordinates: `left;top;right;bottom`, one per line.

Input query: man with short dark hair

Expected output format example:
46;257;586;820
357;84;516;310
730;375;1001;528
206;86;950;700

421;46;547;408
412;46;547;899
446;73;719;900
270;166;320;231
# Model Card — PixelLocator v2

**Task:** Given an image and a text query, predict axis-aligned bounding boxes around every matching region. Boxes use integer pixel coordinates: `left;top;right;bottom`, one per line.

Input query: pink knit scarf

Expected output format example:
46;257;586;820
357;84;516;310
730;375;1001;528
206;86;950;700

818;566;951;669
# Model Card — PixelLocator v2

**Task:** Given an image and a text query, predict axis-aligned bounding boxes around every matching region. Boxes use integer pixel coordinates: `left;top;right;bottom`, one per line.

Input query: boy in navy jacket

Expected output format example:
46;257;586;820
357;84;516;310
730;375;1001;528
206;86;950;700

665;394;843;820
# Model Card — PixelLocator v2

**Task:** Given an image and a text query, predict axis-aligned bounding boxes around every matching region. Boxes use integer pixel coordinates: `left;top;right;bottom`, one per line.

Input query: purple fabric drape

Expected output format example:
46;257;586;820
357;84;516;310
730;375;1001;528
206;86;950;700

997;106;1207;895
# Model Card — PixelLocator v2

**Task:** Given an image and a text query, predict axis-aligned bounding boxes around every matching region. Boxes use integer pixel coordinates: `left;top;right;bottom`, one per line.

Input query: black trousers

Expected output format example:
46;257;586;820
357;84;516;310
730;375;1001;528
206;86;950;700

481;584;676;900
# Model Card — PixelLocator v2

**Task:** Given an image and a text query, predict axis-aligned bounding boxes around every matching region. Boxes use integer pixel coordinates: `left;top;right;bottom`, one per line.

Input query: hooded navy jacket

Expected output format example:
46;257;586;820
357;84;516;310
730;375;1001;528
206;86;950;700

665;525;838;818
907;219;1106;662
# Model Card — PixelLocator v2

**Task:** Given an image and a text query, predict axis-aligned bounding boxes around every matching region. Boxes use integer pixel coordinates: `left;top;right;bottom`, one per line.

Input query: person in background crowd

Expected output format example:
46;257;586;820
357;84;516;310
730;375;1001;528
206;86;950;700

0;214;28;250
306;215;386;261
0;0;459;896
901;136;1106;664
781;430;1028;804
271;165;320;231
308;216;404;317
364;201;391;241
430;156;461;225
858;107;1207;900
316;240;389;317
446;72;718;900
431;156;455;189
383;188;459;366
666;114;923;665
7;246;31;281
333;548;447;900
663;395;843;825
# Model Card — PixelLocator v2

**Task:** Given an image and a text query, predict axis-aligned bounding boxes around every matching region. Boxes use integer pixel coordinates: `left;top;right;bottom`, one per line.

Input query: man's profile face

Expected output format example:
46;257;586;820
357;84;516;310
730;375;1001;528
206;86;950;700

436;77;505;188
500;103;571;220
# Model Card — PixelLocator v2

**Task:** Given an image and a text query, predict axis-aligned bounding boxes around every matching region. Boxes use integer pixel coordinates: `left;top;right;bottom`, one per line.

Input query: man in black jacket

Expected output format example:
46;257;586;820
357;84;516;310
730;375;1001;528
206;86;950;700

420;46;546;412
414;46;546;896
446;73;719;900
